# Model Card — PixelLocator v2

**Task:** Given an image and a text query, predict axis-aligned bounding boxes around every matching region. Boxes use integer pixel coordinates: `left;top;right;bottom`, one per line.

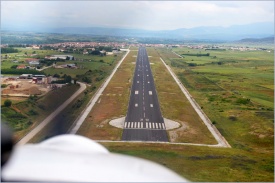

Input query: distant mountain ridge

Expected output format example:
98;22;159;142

3;22;274;42
235;36;274;44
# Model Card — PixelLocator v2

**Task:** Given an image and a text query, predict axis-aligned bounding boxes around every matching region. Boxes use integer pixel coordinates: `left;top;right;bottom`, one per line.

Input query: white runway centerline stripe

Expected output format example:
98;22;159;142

149;91;152;95
148;81;150;83
135;103;138;107
150;104;153;107
137;81;139;83
135;91;139;94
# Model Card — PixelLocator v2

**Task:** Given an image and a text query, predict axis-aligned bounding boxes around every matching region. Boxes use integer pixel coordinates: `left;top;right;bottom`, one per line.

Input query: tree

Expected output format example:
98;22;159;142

10;65;18;69
64;75;72;83
4;99;12;107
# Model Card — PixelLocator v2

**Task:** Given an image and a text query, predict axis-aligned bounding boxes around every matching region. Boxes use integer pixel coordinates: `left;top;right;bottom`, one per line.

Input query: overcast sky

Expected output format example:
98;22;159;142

1;1;274;31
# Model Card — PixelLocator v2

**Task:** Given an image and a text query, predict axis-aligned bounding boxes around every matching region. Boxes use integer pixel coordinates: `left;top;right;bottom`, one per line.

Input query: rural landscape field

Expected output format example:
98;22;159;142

1;40;273;181
1;1;274;182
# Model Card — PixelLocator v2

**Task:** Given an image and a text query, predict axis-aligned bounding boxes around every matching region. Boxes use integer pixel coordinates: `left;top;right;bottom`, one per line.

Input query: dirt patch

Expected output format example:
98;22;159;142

168;121;189;142
1;79;50;96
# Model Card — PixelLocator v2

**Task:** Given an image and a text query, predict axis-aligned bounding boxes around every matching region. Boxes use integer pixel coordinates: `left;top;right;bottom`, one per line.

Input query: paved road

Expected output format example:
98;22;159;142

16;82;87;145
122;47;168;142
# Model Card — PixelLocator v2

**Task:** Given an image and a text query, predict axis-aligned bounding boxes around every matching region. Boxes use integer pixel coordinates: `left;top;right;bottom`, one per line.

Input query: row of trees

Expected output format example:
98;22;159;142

1;47;19;53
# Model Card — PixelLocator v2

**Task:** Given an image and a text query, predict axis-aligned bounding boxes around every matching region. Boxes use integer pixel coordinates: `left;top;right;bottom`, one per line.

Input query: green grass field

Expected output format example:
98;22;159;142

103;142;274;182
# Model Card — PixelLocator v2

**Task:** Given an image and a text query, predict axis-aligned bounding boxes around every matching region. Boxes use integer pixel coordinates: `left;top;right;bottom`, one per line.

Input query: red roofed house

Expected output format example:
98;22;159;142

17;65;26;69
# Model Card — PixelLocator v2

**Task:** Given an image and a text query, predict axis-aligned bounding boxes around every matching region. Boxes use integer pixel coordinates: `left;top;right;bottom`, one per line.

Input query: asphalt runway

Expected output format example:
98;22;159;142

122;47;168;142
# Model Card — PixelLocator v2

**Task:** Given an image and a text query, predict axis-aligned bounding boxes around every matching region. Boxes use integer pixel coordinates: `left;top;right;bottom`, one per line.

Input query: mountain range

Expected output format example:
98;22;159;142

44;22;274;42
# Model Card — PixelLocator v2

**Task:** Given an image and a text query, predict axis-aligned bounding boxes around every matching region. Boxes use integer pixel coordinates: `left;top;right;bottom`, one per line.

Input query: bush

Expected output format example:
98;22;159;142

28;109;38;115
4;99;12;107
236;98;251;105
188;63;197;67
1;84;8;88
229;115;237;121
10;65;18;69
82;77;91;83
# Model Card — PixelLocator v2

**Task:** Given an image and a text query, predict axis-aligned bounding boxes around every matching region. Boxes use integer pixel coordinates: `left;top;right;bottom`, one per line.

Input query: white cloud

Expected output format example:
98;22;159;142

1;1;274;30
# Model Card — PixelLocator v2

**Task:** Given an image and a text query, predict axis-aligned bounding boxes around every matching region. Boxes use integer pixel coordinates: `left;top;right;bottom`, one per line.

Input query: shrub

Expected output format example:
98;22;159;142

188;63;197;67
1;84;8;88
4;99;12;107
236;98;251;105
229;115;237;121
28;109;38;115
